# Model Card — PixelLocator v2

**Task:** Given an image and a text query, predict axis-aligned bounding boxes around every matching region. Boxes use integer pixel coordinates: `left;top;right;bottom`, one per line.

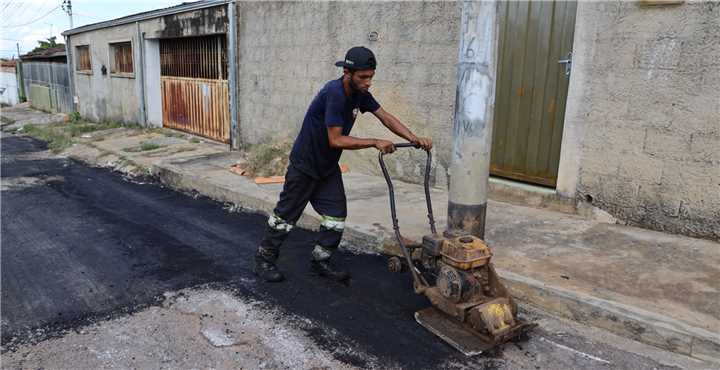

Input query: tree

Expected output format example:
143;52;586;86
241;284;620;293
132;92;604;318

31;37;65;52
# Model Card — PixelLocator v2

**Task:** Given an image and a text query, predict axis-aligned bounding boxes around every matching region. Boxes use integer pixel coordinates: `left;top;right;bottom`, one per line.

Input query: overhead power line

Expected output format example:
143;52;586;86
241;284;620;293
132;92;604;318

1;3;61;28
8;0;53;23
1;0;17;13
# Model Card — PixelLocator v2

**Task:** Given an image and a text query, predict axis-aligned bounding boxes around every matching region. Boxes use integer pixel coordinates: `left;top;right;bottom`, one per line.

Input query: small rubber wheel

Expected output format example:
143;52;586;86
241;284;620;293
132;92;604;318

388;256;404;273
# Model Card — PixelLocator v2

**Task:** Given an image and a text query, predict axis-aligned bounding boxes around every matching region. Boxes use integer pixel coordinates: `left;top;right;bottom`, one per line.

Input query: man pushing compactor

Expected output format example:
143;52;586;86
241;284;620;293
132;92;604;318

253;46;533;356
254;46;432;283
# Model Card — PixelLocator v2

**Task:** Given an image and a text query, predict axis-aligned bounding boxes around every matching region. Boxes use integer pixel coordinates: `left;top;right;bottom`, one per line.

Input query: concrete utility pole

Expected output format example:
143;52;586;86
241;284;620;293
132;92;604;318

446;0;499;239
62;0;74;29
62;0;76;112
16;43;25;102
227;0;240;150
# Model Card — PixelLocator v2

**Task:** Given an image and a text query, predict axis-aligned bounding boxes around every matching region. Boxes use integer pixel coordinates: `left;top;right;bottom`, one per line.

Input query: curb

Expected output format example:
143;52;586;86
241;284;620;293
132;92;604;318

499;270;719;364
117;156;720;364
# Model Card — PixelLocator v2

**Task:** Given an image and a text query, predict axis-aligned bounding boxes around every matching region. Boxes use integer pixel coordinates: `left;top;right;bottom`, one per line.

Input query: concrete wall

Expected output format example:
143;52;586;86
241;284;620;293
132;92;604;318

235;1;461;186
65;1;718;239
69;6;228;125
236;1;718;240
144;39;162;127
140;7;227;39
559;1;720;240
0;69;19;106
70;22;143;124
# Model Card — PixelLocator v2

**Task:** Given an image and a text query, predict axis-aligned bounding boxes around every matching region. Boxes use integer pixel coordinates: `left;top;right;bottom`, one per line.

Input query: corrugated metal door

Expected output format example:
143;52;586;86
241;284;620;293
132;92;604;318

491;1;577;187
160;35;230;143
22;61;73;113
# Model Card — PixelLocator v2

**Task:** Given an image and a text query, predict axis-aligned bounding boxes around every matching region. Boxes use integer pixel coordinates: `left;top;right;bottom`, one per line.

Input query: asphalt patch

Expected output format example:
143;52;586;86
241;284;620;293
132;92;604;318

1;135;467;369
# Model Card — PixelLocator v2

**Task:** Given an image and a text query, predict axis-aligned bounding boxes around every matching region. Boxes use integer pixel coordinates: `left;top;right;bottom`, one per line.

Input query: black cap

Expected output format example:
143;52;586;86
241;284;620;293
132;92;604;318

335;46;377;70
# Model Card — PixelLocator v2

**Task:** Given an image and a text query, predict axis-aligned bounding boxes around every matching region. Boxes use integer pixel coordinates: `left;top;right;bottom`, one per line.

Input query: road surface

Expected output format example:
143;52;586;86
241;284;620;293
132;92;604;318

1;134;704;370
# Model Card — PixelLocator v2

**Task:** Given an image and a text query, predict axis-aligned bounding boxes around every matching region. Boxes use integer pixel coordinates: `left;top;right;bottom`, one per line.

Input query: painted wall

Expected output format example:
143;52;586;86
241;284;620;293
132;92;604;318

70;22;143;124
235;1;461;187
559;1;719;239
68;6;228;125
0;69;18;106
144;39;162;127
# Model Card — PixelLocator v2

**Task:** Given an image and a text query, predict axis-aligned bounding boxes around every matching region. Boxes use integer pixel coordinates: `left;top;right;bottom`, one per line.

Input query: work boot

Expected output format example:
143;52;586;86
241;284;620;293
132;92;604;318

311;259;350;282
254;247;284;282
255;259;284;282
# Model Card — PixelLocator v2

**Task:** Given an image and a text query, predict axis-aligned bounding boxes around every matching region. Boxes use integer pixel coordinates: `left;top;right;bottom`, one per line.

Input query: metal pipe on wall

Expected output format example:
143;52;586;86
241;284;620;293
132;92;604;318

227;0;239;150
136;22;147;125
446;0;499;240
64;36;78;112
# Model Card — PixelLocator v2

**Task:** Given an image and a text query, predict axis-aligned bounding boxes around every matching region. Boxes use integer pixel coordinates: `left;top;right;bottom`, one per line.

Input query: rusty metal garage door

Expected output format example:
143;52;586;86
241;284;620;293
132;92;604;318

491;1;577;187
160;35;229;143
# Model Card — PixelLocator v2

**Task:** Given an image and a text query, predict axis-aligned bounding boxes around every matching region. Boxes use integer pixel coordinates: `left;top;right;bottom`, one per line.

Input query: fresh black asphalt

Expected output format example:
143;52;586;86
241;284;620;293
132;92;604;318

0;135;461;368
2;135;683;370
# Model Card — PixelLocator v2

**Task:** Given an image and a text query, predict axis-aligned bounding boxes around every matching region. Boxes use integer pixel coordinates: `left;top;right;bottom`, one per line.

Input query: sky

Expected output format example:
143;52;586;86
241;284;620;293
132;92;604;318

0;0;182;59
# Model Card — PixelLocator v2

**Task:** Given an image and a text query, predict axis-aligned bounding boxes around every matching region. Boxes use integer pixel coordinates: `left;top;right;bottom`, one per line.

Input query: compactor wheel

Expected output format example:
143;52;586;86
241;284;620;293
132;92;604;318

388;256;404;273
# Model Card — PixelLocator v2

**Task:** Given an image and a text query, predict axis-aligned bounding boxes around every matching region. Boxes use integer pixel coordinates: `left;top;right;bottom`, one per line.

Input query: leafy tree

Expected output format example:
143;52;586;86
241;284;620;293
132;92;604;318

31;37;65;52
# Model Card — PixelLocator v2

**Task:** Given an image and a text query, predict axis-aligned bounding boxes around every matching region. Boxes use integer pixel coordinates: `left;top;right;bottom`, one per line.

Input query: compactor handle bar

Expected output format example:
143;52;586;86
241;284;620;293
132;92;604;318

378;143;437;234
378;143;436;291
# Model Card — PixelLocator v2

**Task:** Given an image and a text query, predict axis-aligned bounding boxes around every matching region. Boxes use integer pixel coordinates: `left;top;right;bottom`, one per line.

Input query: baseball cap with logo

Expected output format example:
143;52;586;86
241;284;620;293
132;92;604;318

334;46;377;70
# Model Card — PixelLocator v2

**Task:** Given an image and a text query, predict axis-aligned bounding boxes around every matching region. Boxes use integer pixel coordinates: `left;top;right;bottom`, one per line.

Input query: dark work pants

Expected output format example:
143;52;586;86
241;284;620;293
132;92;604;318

257;164;347;263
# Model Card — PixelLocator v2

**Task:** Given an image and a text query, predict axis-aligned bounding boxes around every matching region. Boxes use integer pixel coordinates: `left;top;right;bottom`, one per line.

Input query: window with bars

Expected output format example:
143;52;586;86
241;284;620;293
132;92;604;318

110;41;133;75
159;35;227;80
76;45;91;72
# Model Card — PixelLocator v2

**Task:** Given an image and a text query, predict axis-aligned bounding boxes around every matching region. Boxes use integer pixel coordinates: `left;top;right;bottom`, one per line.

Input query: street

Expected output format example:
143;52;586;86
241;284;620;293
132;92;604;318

0;133;705;370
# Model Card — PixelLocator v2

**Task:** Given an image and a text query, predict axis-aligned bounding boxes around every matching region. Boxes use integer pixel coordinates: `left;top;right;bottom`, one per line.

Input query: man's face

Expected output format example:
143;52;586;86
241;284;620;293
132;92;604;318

346;68;375;93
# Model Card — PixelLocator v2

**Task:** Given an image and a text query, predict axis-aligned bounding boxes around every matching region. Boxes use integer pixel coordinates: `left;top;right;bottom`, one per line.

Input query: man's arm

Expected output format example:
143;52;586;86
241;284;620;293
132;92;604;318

372;108;432;150
327;126;396;153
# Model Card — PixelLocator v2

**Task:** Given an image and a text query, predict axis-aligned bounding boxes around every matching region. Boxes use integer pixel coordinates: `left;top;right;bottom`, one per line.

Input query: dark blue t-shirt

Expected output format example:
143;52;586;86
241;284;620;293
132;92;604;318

289;77;381;179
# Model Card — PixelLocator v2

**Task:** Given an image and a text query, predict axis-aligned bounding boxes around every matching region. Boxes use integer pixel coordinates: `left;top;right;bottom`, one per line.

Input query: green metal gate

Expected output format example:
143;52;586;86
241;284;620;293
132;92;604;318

491;0;577;187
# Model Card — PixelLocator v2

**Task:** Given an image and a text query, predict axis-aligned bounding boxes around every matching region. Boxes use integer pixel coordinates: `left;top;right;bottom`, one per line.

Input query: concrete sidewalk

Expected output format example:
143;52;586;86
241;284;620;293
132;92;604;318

1;103;67;129
7;118;719;365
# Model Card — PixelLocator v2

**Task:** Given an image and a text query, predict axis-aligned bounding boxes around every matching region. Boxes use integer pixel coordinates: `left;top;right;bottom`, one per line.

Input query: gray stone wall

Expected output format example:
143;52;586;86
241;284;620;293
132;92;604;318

235;1;461;186
235;1;718;239
69;1;718;239
569;1;719;239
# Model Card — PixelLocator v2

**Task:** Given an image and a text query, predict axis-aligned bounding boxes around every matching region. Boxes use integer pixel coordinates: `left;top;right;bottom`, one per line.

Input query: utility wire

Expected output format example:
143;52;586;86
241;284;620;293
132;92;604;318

1;0;16;13
1;0;29;20
3;2;59;27
9;0;53;23
1;3;61;28
1;1;18;19
73;11;99;20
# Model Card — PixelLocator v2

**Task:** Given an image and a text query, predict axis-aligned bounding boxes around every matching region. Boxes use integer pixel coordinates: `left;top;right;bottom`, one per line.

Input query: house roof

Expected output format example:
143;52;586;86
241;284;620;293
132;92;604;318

0;59;17;68
61;0;229;37
20;46;67;61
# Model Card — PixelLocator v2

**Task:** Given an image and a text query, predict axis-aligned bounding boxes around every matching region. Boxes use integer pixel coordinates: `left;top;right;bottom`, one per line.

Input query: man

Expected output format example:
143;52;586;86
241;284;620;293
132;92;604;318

255;46;432;283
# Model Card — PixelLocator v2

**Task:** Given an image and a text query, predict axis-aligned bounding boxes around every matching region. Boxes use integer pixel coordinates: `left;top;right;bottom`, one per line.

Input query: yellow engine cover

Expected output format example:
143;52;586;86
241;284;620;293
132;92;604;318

440;235;492;270
469;298;517;336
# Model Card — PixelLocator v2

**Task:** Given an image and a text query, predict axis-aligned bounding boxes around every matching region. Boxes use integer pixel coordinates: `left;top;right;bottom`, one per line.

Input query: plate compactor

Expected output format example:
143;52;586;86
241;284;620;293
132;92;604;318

379;143;535;356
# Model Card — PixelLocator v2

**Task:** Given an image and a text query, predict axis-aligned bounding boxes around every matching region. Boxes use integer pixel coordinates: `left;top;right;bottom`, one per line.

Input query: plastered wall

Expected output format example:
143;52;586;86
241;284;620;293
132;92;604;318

561;1;719;239
235;1;461;186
